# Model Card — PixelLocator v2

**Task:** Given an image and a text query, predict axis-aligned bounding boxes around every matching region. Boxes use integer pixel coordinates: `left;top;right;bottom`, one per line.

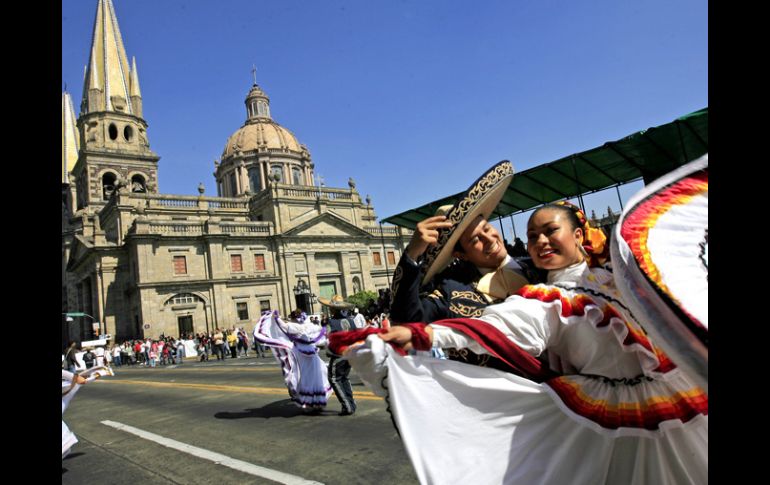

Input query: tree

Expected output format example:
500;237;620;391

347;290;378;312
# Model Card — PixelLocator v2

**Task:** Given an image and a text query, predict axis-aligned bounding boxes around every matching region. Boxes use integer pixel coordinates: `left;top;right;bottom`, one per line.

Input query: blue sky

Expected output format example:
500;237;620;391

62;0;707;237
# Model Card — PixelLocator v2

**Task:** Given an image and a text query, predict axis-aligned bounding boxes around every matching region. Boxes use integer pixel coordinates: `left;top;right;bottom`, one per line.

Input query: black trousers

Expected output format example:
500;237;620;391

328;355;356;413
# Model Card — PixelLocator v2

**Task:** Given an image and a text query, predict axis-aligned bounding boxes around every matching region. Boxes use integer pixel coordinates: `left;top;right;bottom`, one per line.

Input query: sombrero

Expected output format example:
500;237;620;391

421;160;515;285
318;294;354;309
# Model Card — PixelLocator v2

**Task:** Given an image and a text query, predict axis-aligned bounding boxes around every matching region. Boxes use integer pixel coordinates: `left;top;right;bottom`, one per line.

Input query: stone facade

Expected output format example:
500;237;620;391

62;1;409;345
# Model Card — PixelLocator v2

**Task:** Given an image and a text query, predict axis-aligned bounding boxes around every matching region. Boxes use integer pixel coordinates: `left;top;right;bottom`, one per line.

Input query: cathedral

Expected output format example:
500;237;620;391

62;0;410;344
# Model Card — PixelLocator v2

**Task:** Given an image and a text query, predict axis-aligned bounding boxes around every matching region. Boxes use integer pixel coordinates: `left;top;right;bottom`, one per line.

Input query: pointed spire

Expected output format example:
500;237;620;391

129;56;142;97
62;92;80;185
81;0;135;115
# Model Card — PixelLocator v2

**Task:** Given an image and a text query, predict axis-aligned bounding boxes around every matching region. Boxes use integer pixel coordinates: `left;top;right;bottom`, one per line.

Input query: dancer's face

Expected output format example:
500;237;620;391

526;209;584;270
454;216;508;269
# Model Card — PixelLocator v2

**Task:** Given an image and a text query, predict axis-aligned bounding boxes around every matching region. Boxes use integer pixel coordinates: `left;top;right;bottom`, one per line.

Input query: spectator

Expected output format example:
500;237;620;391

227;330;238;359
112;344;122;367
198;337;209;362
176;338;185;364
148;341;158;368
133;340;143;365
511;236;528;257
64;341;79;374
237;328;249;357
352;308;367;329
161;342;171;365
213;329;225;361
82;348;96;369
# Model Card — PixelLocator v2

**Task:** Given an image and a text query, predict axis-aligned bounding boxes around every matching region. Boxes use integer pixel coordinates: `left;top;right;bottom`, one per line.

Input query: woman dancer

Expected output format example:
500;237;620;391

254;309;332;412
62;365;114;459
334;200;707;485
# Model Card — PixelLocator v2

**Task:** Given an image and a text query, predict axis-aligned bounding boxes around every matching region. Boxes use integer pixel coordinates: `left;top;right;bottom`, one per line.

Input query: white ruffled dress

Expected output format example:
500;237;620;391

62;366;114;459
347;262;707;485
253;311;332;409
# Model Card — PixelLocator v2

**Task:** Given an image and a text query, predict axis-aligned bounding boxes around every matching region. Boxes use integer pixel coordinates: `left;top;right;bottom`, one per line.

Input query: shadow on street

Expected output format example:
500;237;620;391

214;399;338;419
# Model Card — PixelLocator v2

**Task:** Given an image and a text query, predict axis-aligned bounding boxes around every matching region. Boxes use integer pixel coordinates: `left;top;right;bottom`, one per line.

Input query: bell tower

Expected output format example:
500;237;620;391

72;0;160;210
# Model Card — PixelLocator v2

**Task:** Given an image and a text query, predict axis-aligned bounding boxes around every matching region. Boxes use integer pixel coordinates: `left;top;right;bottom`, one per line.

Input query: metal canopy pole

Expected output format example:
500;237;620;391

497;215;506;241
615;185;624;211
509;215;517;238
570;155;586;213
379;222;391;287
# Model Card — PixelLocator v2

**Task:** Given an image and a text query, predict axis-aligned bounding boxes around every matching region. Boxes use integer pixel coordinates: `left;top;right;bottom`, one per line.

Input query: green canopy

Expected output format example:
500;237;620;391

382;108;708;229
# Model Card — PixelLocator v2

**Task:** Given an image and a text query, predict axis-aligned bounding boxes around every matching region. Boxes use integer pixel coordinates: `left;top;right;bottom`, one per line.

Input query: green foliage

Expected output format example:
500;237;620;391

347;290;379;311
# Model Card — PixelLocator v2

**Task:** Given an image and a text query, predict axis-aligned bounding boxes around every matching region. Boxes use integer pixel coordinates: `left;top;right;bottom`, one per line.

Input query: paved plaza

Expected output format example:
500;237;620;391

62;355;419;485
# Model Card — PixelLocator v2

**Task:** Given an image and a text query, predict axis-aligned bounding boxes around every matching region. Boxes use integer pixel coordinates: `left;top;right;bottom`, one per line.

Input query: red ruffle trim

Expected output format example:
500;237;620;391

432;318;558;382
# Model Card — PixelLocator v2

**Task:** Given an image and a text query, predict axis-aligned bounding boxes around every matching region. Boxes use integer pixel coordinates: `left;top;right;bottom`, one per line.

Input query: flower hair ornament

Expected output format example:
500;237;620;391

555;201;609;267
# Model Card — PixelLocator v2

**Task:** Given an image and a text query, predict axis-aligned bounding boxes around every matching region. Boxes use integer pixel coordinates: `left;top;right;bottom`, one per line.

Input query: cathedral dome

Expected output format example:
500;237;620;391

222;119;305;158
221;83;308;159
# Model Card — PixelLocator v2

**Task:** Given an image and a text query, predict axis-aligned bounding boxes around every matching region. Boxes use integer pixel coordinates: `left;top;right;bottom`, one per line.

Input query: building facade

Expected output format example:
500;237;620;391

62;0;410;344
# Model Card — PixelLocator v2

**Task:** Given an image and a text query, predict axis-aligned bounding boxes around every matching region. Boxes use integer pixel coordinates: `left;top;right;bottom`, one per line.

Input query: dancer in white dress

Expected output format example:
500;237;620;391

253;309;332;411
332;200;708;485
62;365;114;459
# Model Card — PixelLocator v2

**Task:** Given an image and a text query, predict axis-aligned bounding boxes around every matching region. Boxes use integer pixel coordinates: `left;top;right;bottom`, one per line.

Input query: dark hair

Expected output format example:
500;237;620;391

531;204;583;232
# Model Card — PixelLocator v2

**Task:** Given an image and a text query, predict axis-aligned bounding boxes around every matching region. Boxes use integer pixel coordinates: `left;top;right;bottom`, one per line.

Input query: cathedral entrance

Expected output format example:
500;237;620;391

177;315;193;338
318;282;337;314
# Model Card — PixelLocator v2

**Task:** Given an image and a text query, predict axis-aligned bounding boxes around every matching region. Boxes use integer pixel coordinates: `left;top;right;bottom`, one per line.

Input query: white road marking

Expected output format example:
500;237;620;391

101;420;324;485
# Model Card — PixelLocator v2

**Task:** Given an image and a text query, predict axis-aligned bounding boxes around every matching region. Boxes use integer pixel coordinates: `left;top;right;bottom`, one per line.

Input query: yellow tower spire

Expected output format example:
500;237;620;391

81;0;137;115
61;91;80;185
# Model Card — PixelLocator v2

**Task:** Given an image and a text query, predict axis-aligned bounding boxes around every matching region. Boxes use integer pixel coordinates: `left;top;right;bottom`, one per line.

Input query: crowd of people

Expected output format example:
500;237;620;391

64;326;274;371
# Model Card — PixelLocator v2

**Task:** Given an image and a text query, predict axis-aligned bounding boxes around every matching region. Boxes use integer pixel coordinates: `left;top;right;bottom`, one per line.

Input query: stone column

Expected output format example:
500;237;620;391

239;162;248;194
277;247;295;316
360;247;378;291
358;249;376;291
339;251;353;298
234;166;242;196
260;162;268;191
305;251;318;312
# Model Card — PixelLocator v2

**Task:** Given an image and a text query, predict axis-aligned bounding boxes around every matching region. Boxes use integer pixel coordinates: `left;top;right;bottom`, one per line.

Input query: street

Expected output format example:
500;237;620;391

62;354;419;485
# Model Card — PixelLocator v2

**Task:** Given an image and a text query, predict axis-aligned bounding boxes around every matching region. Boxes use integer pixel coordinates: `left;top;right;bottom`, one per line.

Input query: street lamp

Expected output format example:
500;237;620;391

64;312;101;339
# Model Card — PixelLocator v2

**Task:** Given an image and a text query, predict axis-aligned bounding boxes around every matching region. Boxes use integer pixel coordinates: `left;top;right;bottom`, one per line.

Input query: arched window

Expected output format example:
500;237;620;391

164;293;204;306
248;167;261;192
292;166;303;185
131;174;146;193
270;165;283;183
229;173;238;196
352;276;362;295
102;172;117;200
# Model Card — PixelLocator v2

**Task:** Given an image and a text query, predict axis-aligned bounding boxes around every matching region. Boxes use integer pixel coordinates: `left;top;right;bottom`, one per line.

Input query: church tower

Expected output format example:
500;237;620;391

62;91;79;214
72;0;160;211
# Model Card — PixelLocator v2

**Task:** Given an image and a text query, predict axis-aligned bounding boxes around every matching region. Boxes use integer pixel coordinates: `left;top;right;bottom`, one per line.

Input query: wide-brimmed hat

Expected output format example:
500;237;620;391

421;160;515;285
318;294;354;309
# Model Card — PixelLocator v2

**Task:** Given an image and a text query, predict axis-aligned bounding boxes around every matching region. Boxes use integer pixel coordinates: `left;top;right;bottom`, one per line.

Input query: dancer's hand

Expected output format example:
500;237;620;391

378;325;416;351
406;215;453;261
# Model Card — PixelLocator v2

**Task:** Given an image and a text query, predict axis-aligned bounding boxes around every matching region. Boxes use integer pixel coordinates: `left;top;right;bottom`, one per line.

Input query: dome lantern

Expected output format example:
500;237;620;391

245;83;271;121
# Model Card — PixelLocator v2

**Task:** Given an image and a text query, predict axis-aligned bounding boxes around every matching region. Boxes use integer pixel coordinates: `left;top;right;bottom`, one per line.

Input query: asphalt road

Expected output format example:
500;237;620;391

62;353;419;485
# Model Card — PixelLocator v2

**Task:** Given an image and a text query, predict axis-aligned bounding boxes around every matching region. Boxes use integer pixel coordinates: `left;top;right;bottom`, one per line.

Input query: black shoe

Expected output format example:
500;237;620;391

338;409;355;416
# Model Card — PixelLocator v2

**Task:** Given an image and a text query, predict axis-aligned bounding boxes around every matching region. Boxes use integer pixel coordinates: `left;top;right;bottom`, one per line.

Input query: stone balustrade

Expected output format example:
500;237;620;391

132;219;274;237
126;193;248;211
220;222;273;235
364;226;407;237
147;222;205;234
